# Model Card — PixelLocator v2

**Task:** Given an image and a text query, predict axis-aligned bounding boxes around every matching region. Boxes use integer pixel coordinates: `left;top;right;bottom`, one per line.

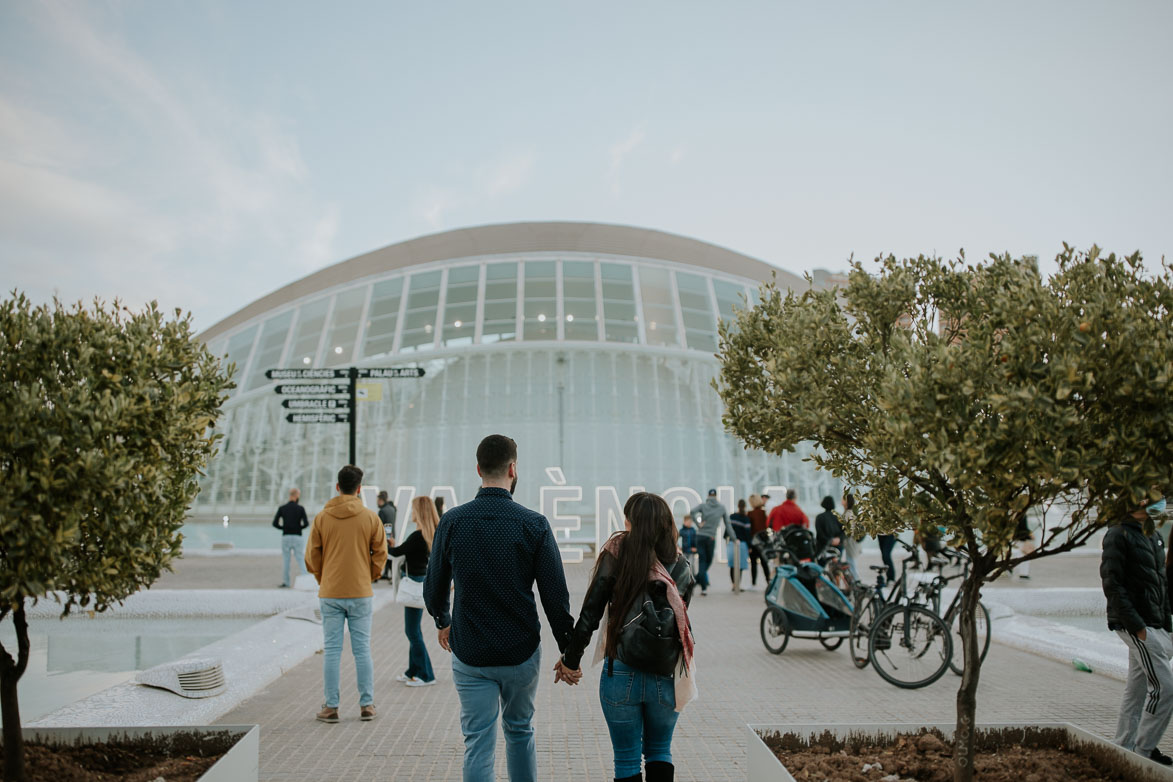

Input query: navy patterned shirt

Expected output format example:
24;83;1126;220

424;486;574;667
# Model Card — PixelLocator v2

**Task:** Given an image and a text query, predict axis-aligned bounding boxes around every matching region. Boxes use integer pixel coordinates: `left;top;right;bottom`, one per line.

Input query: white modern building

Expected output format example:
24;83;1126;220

193;222;842;527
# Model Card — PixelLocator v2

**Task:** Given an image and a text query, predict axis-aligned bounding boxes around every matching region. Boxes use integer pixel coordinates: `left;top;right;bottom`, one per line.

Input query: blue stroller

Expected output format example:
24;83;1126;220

758;527;854;654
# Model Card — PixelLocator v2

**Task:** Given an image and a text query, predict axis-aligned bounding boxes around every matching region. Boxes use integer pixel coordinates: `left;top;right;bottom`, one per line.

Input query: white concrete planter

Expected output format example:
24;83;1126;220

746;722;1173;782
22;724;259;781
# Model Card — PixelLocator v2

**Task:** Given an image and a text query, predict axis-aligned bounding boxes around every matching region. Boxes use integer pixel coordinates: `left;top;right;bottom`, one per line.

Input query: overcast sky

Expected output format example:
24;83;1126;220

2;1;1170;332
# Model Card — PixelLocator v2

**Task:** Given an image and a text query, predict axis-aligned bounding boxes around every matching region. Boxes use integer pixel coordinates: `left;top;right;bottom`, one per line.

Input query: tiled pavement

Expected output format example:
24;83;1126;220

214;553;1160;781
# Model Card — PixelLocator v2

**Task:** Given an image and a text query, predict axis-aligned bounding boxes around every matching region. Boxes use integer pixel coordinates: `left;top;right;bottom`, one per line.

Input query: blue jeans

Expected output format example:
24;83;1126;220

320;597;373;708
451;647;541;782
281;535;304;586
600;658;679;777
695;536;715;589
404;576;434;682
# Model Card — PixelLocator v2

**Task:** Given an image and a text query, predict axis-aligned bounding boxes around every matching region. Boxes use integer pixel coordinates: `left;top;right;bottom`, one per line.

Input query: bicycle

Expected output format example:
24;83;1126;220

848;539;919;669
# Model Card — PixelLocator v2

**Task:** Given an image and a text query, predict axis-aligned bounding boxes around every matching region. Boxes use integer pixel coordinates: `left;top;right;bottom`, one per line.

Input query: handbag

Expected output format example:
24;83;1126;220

395;574;426;609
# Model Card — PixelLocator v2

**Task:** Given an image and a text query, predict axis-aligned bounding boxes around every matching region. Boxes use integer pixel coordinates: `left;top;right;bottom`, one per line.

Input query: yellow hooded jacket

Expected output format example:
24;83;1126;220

305;494;388;599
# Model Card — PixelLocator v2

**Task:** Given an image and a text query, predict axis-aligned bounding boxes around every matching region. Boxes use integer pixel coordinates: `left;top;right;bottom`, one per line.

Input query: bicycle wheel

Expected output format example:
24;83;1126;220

849;590;877;669
948;601;991;676
869;604;952;689
820;636;844;651
760;607;790;654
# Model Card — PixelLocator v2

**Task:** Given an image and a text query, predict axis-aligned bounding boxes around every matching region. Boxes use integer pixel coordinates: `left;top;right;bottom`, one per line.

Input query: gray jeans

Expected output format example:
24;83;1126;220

1114;626;1173;753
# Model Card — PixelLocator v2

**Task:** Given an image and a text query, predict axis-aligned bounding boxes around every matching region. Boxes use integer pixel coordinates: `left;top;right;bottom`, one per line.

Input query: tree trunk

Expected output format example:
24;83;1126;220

1;600;29;782
952;568;987;782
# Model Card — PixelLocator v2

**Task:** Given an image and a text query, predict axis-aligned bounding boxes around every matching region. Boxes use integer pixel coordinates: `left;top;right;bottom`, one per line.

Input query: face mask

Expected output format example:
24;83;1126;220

1148;498;1167;518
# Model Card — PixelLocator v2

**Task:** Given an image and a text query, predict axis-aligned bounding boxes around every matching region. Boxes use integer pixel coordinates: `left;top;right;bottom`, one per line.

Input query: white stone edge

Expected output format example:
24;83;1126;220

29;589;396;728
745;722;1173;782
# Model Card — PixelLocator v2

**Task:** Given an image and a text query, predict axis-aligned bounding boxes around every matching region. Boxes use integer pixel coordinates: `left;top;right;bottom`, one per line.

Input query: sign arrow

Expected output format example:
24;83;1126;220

273;383;350;395
266;368;350;380
356;367;426;379
285;412;351;424
281;398;350;410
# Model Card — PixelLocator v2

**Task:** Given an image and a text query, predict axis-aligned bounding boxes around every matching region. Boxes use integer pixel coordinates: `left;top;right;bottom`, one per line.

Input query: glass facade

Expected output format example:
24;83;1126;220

195;250;839;525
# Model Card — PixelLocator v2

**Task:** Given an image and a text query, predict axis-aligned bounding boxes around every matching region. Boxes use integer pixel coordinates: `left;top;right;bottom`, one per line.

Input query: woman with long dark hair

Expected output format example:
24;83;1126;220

556;492;697;782
387;495;439;686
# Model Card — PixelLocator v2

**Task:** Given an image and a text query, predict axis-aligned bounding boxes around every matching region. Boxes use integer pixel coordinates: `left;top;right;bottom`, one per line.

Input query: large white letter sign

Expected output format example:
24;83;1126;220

542;467;584;563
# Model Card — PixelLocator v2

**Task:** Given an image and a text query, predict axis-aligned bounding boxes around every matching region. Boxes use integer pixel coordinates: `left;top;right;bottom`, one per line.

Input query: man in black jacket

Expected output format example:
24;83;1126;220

1100;491;1173;765
424;435;574;782
273;488;310;587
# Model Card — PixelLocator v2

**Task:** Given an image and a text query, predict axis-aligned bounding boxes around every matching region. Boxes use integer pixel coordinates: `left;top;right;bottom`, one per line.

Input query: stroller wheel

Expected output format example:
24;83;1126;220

760;607;790;654
820;636;844;651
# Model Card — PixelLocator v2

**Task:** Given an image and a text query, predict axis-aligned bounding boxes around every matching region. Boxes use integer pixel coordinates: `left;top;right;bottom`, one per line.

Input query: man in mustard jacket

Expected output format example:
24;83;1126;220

305;464;388;723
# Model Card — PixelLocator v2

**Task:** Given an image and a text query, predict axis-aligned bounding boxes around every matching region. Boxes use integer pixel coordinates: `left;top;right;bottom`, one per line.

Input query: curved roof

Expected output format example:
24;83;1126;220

200;221;800;341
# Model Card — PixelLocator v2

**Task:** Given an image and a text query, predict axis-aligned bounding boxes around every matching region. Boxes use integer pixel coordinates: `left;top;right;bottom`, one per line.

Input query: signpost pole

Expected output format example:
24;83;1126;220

348;366;358;465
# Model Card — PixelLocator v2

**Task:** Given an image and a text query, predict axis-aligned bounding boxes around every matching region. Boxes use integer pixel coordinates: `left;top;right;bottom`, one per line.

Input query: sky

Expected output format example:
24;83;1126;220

1;0;1171;332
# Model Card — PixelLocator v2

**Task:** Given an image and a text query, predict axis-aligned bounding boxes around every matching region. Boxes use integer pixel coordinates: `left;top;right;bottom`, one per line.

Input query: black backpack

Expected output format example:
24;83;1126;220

612;581;682;677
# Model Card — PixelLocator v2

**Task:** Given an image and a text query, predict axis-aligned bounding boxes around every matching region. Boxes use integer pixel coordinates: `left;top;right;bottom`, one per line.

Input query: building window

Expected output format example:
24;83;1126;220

523;260;557;341
244;311;293;390
676;272;717;353
637;266;680;347
324;287;367;366
441;265;480;347
713;278;747;323
224;325;259;392
288;298;330;367
482;262;518;344
362;277;404;358
600;262;638;344
562;260;599;341
400;270;442;353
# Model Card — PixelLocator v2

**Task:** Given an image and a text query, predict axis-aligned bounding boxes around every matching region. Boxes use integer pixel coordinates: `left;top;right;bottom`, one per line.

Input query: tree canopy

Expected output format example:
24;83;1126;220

718;246;1173;563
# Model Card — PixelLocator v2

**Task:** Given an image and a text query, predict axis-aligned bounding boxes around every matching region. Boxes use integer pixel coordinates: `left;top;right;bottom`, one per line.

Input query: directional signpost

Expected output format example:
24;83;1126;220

266;366;426;464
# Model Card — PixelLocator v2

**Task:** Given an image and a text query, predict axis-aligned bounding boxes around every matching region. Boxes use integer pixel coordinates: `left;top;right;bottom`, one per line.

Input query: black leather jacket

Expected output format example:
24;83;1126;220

1101;519;1171;634
561;550;694;675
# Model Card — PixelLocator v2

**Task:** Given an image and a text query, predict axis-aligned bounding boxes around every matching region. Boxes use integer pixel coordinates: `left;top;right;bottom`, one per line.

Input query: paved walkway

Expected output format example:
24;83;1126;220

211;551;1155;781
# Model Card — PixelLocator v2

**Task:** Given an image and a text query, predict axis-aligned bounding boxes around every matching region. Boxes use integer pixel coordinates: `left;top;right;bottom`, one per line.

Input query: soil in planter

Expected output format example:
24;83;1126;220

0;732;234;782
762;727;1157;782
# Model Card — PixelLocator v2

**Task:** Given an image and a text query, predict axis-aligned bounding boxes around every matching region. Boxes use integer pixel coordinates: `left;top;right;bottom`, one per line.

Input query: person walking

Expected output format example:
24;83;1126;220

728;499;752;590
689;489;727;597
273;488;309;588
424;434;575;782
377;490;397;581
678;514;698;574
746;494;770;587
556;492;697;782
768;489;809;531
304;465;388;724
387;495;439;686
1101;491;1173;765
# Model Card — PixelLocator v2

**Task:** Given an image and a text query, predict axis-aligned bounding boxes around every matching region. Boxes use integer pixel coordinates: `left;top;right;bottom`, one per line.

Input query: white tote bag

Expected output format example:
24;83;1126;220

395;576;426;608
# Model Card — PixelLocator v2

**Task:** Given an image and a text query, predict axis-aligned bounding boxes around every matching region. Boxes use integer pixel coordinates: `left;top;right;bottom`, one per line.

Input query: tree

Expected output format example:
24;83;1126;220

0;294;233;781
716;247;1173;782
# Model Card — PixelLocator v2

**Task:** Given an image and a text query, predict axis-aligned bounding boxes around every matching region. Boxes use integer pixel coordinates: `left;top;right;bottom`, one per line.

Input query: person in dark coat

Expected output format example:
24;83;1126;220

1101;491;1173;764
814;496;845;556
273;488;309;587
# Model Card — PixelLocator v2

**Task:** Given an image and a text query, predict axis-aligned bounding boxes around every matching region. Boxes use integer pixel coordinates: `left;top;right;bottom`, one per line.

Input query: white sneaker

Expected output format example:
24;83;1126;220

405;677;436;687
395;674;410;682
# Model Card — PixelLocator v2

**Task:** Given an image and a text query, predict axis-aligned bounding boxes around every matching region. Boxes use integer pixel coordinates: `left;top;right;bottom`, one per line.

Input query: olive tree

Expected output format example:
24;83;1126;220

716;247;1173;782
0;294;232;781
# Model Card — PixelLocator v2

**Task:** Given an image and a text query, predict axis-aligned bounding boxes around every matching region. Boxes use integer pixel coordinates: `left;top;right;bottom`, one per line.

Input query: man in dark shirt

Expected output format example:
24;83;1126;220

424;434;574;782
273;488;309;587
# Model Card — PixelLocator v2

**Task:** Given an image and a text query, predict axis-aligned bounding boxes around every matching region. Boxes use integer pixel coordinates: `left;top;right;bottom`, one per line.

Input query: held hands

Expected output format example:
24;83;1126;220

553;659;582;686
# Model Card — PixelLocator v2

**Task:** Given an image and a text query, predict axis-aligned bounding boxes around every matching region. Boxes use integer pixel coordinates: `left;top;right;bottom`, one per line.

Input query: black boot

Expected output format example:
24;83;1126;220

615;774;642;782
645;761;674;781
